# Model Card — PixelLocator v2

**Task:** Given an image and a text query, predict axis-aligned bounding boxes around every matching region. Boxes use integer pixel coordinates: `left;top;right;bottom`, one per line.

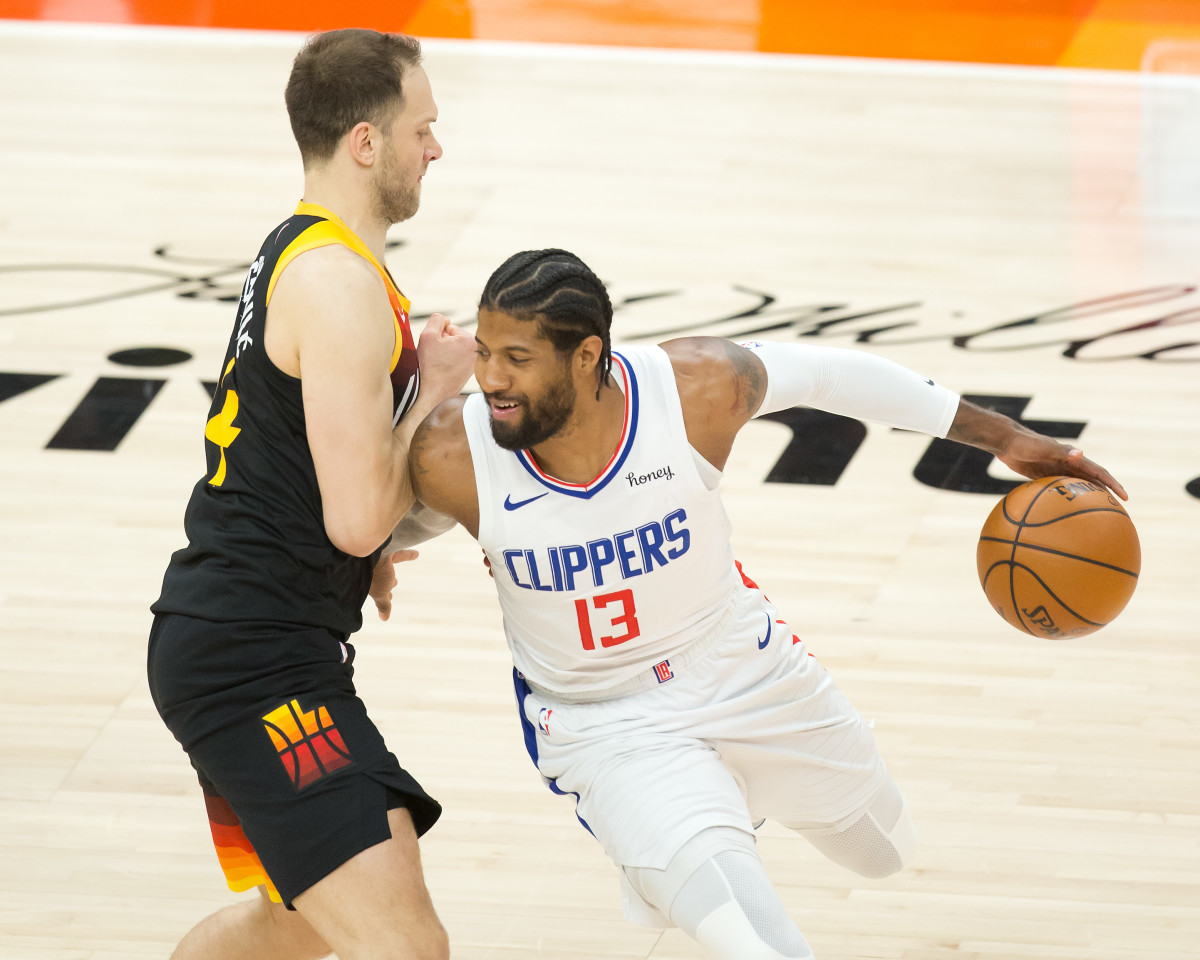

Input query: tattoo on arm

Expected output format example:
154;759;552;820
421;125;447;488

720;339;766;417
409;418;434;481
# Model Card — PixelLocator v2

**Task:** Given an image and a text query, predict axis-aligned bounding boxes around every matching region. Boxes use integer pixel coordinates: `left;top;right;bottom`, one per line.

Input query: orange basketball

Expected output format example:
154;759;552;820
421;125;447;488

976;476;1140;639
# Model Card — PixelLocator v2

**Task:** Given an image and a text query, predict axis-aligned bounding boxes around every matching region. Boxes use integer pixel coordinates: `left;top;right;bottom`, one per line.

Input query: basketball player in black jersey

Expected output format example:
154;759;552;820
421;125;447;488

149;30;473;960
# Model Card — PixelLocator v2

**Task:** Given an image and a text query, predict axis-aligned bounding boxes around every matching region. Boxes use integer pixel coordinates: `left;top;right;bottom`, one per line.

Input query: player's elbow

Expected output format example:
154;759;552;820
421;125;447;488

319;471;415;557
323;509;394;558
855;853;911;880
326;526;383;558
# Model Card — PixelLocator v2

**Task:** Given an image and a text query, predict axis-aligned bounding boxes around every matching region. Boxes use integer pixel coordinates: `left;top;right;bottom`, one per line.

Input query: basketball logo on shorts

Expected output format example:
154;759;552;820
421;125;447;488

262;698;353;790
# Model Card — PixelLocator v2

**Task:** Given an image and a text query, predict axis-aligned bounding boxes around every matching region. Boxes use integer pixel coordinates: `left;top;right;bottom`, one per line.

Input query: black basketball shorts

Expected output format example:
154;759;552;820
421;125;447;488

147;612;441;907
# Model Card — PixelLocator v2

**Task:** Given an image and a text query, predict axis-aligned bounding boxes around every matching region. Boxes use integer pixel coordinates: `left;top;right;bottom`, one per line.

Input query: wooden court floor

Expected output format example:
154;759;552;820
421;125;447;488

0;20;1197;960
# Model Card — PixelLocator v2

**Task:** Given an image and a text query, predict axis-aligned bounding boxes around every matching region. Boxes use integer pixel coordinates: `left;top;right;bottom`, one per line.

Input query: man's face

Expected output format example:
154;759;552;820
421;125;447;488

374;65;441;225
475;308;577;451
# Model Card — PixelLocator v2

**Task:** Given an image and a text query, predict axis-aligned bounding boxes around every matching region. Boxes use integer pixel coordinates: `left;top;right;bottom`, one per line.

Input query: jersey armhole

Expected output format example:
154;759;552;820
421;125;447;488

643;344;722;494
689;444;722;490
461;394;494;544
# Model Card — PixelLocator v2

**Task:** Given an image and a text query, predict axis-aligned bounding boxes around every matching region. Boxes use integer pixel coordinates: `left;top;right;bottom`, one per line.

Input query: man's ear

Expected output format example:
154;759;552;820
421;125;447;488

346;121;378;167
576;335;605;376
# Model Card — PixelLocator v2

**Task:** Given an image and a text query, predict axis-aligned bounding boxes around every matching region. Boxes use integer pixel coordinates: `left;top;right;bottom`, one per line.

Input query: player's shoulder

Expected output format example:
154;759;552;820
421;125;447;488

412;396;470;462
267;244;390;345
658;336;741;374
422;395;469;433
410;397;474;508
662;336;753;391
272;242;385;304
662;338;763;424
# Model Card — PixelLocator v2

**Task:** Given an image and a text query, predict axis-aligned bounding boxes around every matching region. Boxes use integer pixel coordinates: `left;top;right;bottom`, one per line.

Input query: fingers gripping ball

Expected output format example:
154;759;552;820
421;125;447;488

977;476;1140;638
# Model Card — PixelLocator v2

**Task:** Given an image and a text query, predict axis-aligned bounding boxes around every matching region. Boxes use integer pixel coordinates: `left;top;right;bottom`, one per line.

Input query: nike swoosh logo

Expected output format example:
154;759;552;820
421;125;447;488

757;613;773;650
503;492;550;511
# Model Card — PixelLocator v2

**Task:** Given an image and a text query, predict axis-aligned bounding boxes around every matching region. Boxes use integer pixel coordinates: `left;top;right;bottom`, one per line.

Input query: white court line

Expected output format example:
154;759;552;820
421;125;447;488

2;15;1200;89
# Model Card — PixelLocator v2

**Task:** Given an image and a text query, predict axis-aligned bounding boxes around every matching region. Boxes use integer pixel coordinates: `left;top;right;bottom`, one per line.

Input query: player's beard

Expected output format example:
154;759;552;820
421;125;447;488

373;146;420;225
488;365;576;451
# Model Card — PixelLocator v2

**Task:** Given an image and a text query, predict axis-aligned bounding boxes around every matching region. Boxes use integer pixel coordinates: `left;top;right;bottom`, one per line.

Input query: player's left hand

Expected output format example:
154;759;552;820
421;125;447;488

996;432;1128;501
370;549;419;621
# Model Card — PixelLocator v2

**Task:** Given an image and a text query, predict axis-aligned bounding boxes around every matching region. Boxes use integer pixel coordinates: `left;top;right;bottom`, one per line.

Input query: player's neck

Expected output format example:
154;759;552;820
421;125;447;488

299;175;389;263
527;378;625;485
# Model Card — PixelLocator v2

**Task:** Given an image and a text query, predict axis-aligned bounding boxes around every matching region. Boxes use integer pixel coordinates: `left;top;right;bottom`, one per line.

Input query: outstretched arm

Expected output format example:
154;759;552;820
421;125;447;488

662;337;1126;498
946;400;1127;499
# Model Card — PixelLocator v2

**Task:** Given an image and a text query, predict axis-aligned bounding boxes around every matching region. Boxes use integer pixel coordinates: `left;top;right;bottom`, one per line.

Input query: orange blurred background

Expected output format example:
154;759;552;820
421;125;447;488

2;0;1200;71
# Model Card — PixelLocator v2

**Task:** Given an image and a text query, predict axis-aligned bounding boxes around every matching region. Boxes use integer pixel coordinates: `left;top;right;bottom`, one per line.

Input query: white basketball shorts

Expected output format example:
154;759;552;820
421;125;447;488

512;577;890;921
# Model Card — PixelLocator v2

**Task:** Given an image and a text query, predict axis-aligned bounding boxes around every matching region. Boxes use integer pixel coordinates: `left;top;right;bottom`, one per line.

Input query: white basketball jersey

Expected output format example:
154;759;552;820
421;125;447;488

464;345;742;699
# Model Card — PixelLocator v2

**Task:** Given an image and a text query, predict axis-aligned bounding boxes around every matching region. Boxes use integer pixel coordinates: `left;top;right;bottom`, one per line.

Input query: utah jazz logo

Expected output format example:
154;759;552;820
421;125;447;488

262;698;353;791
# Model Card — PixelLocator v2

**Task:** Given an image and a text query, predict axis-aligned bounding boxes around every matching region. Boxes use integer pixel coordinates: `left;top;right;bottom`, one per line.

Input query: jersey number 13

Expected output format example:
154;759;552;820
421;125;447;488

574;589;641;650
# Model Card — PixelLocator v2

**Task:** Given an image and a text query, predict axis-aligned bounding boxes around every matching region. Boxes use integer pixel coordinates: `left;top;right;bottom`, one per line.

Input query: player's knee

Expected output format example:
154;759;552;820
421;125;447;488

695;899;815;960
399;912;450;960
627;831;814;960
799;778;919;879
334;922;448;960
830;809;917;879
376;917;450;960
259;896;331;959
875;798;918;877
851;816;914;879
853;853;906;880
421;921;451;960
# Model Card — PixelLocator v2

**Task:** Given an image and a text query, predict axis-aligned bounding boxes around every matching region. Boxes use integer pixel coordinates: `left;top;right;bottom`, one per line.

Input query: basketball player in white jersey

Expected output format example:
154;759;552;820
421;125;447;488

404;249;1126;959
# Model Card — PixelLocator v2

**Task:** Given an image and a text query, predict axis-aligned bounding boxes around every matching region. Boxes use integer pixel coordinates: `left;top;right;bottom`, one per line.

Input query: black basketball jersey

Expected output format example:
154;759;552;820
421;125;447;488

152;202;421;635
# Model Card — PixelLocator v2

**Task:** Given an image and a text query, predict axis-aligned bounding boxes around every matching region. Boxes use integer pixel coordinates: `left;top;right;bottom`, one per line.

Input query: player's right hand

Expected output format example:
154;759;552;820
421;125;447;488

996;429;1128;501
370;548;420;621
417;313;475;403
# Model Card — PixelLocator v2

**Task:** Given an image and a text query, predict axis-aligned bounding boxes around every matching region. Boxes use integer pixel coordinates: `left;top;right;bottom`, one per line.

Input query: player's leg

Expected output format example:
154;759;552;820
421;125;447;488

170;887;330;960
623;827;815;960
183;717;447;960
515;670;815;959
173;781;445;960
707;585;919;881
787;775;918;880
150;615;446;960
721;661;920;882
291;806;447;960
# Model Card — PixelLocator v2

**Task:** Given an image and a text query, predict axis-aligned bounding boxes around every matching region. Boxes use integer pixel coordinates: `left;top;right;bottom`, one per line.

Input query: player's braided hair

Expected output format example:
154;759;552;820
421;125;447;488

479;249;613;398
286;29;423;168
